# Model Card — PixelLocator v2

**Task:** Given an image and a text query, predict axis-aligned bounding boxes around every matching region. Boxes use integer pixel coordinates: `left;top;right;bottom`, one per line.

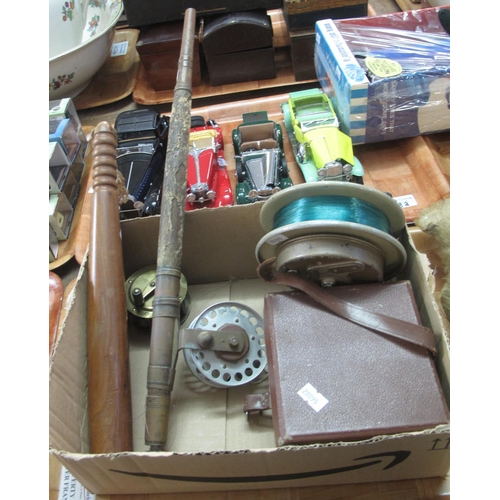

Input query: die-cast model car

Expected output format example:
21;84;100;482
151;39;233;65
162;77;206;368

185;116;233;210
114;108;169;218
281;88;364;183
232;111;293;205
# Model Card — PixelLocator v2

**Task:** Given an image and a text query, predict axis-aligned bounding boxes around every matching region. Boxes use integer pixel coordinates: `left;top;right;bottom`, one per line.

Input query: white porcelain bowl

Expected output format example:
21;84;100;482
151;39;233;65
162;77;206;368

49;0;87;58
49;0;123;100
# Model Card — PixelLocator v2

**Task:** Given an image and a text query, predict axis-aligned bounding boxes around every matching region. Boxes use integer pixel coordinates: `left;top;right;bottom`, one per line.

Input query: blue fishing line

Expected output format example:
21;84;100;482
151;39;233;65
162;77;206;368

272;196;391;234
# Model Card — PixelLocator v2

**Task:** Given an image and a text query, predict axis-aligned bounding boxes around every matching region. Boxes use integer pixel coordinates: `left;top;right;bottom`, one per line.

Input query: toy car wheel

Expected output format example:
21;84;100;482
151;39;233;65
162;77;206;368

281;156;289;178
282;103;291;131
297;143;307;163
191;116;207;128
236;159;246;183
352;175;364;185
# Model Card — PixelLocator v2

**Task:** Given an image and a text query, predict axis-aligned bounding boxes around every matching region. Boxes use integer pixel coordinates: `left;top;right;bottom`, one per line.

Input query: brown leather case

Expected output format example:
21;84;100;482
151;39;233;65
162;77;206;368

205;48;276;86
289;28;317;81
122;0;282;28
264;281;449;446
202;11;273;56
283;0;368;30
136;20;203;91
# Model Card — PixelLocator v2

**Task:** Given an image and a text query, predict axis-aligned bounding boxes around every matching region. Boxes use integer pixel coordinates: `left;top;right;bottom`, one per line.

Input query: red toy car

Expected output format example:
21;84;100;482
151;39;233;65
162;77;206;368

186;116;233;210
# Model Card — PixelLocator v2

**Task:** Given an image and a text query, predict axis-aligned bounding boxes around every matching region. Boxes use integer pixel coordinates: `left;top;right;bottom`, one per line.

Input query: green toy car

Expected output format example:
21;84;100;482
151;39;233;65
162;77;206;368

232;111;293;205
281;88;364;183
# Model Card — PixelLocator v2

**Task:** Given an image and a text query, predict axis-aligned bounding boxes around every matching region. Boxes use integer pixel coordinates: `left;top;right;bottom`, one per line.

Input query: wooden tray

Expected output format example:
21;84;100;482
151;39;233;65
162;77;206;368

177;93;449;223
131;8;313;106
395;0;422;11
73;28;141;110
60;93;449;271
132;46;316;105
355;132;450;223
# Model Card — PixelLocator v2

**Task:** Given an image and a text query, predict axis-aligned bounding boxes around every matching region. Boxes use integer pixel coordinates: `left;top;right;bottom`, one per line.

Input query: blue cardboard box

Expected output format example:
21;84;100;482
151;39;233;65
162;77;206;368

314;8;450;145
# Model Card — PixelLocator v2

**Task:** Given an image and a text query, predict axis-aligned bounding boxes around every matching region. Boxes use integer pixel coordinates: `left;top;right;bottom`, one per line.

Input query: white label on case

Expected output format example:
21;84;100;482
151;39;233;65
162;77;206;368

266;234;289;245
298;383;329;412
394;194;418;208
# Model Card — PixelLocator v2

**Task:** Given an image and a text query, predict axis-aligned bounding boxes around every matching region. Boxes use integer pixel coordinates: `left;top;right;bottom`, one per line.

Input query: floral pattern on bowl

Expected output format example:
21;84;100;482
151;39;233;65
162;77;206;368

49;73;76;92
50;0;86;58
86;15;101;37
89;0;108;7
49;0;123;99
61;2;77;21
81;0;121;43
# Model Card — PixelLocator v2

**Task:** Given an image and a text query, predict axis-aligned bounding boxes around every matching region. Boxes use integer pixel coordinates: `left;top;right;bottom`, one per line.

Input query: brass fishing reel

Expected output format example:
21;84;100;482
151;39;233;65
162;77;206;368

125;265;191;328
180;302;267;388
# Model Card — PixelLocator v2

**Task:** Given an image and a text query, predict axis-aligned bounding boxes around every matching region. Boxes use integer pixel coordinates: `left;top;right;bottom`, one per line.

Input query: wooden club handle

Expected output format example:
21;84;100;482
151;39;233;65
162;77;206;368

87;122;133;453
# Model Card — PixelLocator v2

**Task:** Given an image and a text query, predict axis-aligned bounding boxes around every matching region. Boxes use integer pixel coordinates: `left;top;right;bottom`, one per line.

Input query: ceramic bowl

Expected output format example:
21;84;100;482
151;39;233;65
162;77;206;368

49;0;123;100
49;0;87;59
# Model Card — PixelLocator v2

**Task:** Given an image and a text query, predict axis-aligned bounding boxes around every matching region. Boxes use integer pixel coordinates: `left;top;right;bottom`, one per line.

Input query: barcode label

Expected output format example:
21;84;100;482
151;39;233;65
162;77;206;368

111;41;128;57
266;234;288;245
394;194;417;208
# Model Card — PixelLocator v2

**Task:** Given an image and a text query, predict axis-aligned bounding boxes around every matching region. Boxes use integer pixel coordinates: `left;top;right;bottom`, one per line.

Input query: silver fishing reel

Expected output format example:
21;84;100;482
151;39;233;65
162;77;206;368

181;302;267;388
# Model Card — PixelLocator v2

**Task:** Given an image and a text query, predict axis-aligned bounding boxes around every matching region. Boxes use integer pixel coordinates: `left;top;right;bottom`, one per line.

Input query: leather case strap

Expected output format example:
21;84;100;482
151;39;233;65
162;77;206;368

257;258;436;355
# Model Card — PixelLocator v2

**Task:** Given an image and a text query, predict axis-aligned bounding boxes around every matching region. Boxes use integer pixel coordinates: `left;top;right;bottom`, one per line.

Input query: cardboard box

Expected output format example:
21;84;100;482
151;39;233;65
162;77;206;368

314;8;450;145
49;118;81;164
49;141;70;169
49;199;450;495
49;192;74;241
49;97;87;147
49;224;59;262
49;165;80;207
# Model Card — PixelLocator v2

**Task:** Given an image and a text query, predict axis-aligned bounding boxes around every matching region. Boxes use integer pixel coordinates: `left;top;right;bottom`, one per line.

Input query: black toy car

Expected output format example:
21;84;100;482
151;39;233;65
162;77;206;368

114;108;169;217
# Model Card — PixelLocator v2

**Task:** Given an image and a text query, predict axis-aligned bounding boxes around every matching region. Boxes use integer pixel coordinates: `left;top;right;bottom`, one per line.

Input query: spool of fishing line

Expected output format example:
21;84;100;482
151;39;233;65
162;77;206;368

256;182;407;285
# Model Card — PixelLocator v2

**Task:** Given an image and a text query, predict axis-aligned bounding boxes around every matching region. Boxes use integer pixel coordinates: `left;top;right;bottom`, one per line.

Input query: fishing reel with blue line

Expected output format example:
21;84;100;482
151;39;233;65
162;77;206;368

256;182;407;287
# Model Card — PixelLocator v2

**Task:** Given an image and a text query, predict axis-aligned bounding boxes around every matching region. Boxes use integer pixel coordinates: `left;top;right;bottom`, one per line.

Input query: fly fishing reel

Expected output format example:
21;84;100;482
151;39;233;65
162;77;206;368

256;182;407;286
125;265;191;328
181;302;267;388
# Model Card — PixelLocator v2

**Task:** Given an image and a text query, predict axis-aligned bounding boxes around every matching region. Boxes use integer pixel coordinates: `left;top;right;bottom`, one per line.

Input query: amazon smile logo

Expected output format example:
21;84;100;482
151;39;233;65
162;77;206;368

110;450;410;483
